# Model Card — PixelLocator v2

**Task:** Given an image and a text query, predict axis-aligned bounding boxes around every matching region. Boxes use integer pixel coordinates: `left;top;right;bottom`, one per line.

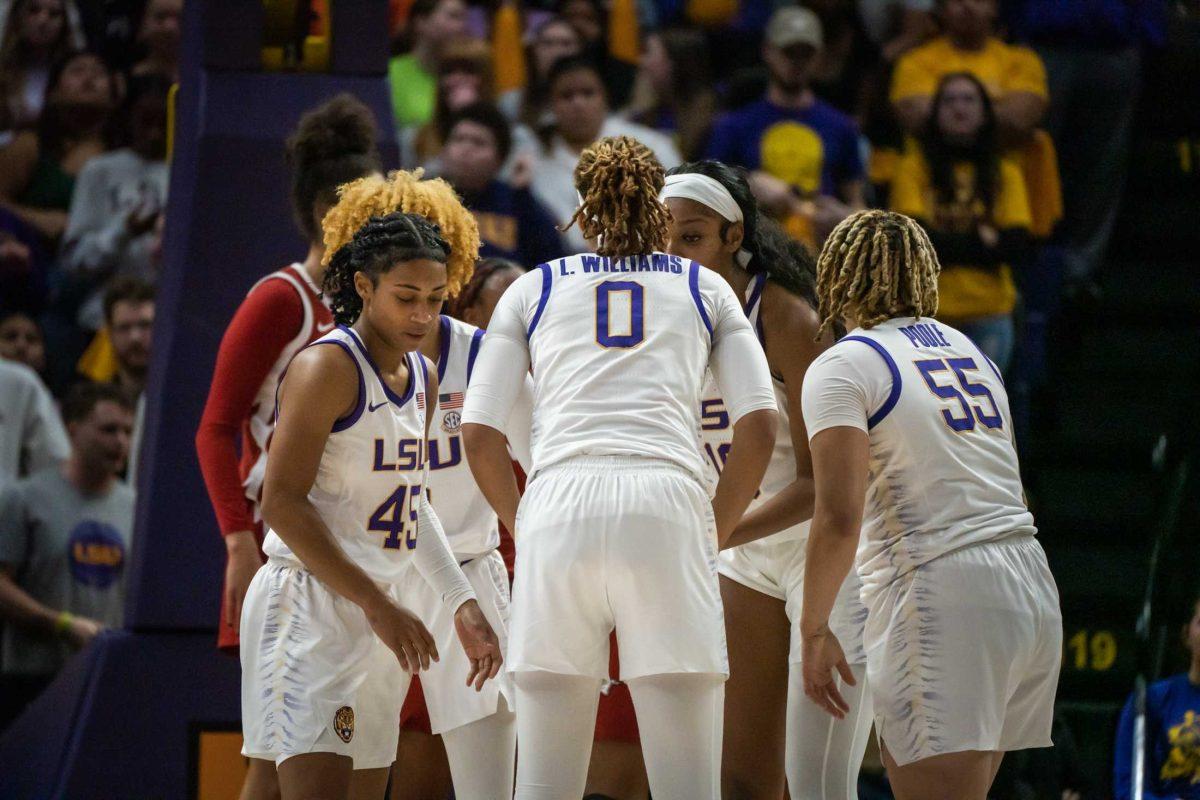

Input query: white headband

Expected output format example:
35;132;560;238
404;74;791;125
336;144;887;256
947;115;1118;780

659;173;753;266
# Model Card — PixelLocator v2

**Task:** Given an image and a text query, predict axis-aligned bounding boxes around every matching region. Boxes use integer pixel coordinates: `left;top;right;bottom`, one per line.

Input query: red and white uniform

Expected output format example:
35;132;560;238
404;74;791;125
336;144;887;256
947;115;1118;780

195;262;333;650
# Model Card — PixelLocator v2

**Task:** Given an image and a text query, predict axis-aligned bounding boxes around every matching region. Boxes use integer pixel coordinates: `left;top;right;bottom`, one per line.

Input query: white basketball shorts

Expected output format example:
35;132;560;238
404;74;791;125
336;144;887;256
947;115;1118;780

718;529;868;666
240;558;414;769
864;534;1063;767
404;548;514;733
507;456;728;681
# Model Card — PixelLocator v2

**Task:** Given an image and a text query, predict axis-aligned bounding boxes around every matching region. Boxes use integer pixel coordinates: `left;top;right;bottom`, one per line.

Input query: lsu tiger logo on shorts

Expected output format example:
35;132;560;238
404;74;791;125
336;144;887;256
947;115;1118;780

334;706;355;743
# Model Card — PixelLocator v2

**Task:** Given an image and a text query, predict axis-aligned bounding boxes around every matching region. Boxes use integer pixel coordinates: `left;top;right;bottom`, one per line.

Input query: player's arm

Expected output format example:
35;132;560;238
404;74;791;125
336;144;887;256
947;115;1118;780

194;280;306;633
261;345;438;672
415;364;501;690
708;283;779;546
724;286;830;549
462;283;532;535
797;348;881;718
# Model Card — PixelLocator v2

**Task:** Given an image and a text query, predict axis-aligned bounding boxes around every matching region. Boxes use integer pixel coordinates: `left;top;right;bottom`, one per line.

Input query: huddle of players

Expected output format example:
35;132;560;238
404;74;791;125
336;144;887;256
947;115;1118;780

224;108;1063;800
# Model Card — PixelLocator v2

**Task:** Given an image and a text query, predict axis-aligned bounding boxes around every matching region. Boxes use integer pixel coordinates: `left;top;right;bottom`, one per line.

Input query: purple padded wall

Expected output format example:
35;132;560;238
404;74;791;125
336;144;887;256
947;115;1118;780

126;0;397;631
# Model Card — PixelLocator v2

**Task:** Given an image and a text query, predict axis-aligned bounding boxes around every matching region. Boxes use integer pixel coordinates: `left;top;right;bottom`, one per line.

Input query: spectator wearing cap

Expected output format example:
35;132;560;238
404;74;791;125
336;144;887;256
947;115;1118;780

439;102;565;268
705;5;865;243
0;382;133;730
890;0;1047;146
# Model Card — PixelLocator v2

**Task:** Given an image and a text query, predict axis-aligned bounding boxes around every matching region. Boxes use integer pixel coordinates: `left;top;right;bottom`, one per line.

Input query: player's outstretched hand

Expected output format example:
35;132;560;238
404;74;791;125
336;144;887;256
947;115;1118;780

366;600;439;673
454;600;503;692
801;625;856;720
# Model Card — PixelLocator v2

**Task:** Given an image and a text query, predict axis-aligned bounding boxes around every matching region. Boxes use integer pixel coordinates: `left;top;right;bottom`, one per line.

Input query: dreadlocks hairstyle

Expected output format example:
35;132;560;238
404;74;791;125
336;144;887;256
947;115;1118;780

567;135;670;258
667;160;817;307
321;170;480;300
815;210;941;340
322;212;452;326
446;256;523;320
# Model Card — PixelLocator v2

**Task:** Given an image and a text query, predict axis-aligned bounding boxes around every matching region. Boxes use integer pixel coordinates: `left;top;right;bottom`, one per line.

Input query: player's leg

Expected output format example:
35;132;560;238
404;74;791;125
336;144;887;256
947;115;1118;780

391;676;452;799
784;662;872;799
626;672;724;800
440;702;517;800
880;743;997;800
719;574;790;799
585;740;649;800
276;753;353;800
349;767;392;800
586;636;648;800
513;670;603;799
390;731;450;800
239;758;280;800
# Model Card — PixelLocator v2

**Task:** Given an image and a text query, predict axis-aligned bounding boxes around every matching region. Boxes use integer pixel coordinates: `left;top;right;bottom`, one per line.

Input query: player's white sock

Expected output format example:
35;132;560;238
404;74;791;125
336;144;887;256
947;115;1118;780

441;700;517;800
785;662;872;800
626;673;724;800
513;671;603;800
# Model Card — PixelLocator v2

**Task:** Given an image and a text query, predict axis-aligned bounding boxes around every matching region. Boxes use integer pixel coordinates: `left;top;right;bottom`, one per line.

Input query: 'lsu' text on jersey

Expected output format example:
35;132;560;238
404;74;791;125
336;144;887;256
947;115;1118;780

801;317;1036;602
262;325;431;585
463;253;777;482
699;272;796;535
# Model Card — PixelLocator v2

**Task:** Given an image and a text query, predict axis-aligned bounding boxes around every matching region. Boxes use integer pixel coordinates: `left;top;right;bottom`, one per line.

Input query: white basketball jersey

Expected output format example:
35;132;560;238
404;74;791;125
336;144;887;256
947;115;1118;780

805;317;1036;602
486;253;761;482
698;272;799;542
262;326;431;586
426;315;497;559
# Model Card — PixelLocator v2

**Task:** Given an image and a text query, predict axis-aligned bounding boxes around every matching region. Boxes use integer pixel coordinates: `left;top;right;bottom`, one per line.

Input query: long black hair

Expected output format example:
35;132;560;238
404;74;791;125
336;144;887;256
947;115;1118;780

921;72;1000;216
667;159;817;307
322;211;451;325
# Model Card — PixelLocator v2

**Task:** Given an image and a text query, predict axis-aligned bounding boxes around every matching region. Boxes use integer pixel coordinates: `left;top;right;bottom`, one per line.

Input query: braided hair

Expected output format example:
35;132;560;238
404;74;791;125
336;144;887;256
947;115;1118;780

321;170;479;300
566;135;670;258
814;210;940;340
667;160;817;307
322;212;451;326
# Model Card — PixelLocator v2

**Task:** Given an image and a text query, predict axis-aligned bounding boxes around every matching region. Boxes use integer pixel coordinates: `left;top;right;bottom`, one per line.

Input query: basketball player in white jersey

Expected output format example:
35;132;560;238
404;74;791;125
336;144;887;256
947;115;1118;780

239;208;502;800
395;307;533;798
461;136;779;800
661;160;872;799
799;210;1062;799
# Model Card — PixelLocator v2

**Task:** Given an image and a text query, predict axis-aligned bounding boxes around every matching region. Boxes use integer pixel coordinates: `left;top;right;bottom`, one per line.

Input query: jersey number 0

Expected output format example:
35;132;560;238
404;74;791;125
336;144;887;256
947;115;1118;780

595;281;645;348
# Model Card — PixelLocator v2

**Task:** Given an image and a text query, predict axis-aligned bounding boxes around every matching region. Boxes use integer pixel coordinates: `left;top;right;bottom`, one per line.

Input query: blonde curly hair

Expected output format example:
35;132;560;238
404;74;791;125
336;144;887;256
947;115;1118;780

321;170;480;299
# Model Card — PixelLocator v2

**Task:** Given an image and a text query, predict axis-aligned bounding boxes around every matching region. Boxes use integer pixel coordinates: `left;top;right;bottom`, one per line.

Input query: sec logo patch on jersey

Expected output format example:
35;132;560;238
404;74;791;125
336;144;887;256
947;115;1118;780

441;410;462;433
334;706;355;743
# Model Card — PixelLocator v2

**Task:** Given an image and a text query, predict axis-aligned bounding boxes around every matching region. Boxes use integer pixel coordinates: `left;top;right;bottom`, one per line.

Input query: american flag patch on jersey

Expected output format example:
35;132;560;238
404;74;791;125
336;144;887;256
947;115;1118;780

416;392;425;410
438;392;464;410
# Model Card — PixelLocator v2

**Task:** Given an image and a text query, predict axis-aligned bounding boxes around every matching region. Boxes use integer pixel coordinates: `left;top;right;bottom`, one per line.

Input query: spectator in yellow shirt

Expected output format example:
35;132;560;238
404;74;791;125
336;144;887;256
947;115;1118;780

890;0;1046;146
891;72;1032;371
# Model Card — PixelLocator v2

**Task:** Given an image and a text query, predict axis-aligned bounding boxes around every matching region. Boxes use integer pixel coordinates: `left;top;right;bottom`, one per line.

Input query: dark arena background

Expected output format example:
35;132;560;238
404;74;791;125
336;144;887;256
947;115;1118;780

0;0;1198;798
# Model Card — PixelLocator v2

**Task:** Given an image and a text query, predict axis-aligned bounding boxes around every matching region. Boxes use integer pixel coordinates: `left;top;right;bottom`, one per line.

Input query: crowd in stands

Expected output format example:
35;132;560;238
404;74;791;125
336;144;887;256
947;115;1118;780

0;0;175;731
0;0;1182;794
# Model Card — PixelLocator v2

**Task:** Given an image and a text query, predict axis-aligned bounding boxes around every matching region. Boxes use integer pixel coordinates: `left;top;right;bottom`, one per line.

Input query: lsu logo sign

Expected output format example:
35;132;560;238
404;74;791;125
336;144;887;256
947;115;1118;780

67;520;126;589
